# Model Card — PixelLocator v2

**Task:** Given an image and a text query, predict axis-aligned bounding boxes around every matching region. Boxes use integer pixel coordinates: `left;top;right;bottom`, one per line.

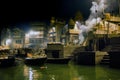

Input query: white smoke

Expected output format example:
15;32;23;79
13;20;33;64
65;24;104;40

86;0;107;31
77;0;107;45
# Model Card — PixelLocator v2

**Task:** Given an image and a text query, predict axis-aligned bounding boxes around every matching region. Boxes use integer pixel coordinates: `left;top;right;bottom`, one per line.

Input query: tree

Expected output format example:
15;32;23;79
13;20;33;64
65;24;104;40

74;11;83;22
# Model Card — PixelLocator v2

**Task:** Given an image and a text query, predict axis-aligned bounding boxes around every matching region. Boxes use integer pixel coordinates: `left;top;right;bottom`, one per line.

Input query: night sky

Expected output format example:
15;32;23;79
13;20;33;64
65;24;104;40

0;0;93;27
1;0;119;28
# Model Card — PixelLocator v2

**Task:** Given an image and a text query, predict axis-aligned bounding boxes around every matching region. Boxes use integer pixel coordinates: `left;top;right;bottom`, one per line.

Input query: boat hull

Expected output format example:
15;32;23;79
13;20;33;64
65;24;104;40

46;58;71;64
24;57;47;66
0;56;15;67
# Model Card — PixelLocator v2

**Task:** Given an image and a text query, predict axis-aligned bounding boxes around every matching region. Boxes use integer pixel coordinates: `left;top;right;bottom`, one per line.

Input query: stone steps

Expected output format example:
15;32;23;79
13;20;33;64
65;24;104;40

100;54;110;65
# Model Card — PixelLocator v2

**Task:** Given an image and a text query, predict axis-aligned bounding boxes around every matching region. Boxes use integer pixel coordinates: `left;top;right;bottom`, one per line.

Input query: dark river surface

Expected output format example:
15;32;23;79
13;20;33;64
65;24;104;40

0;61;120;80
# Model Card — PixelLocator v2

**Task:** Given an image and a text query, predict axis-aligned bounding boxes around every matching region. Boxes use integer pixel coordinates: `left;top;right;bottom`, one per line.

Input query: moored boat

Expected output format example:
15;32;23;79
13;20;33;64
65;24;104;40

24;49;47;66
0;55;15;67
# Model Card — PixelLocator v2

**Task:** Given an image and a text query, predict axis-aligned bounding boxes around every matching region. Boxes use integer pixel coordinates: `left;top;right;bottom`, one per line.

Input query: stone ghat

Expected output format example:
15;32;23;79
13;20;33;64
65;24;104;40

72;51;108;66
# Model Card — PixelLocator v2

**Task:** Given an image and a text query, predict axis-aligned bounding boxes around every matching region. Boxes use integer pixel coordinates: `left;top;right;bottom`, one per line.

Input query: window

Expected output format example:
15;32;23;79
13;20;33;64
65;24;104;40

30;39;34;43
16;40;22;44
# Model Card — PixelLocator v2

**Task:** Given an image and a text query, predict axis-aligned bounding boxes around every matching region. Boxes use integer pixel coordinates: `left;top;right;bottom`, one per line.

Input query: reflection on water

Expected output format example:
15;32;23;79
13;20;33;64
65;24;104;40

0;62;120;80
95;65;120;80
23;65;42;80
28;68;33;80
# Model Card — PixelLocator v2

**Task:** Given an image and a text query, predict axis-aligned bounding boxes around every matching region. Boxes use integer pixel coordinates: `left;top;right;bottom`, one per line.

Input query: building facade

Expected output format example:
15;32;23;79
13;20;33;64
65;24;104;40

24;22;48;48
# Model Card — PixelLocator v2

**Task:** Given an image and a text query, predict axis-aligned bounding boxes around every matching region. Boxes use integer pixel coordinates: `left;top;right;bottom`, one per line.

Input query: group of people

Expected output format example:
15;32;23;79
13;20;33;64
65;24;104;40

27;48;47;58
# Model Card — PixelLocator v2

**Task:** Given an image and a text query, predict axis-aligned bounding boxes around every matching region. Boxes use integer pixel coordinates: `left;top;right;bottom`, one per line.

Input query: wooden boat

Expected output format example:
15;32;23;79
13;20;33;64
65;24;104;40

0;55;15;67
46;57;71;64
24;52;47;66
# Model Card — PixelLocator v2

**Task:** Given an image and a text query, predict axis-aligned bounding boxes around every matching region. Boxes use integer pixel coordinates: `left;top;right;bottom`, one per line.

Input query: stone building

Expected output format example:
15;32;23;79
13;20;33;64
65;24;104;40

24;22;48;48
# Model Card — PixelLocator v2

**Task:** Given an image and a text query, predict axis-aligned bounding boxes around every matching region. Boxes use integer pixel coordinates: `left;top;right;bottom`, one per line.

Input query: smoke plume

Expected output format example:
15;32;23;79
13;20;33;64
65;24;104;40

77;0;108;45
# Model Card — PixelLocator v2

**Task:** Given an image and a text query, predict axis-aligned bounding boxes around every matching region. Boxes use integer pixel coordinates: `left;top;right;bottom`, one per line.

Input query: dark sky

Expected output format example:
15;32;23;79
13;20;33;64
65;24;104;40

0;0;92;27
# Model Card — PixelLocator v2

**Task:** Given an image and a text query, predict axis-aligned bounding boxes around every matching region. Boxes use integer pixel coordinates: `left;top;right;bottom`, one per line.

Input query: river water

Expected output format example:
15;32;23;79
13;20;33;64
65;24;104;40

0;61;120;80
